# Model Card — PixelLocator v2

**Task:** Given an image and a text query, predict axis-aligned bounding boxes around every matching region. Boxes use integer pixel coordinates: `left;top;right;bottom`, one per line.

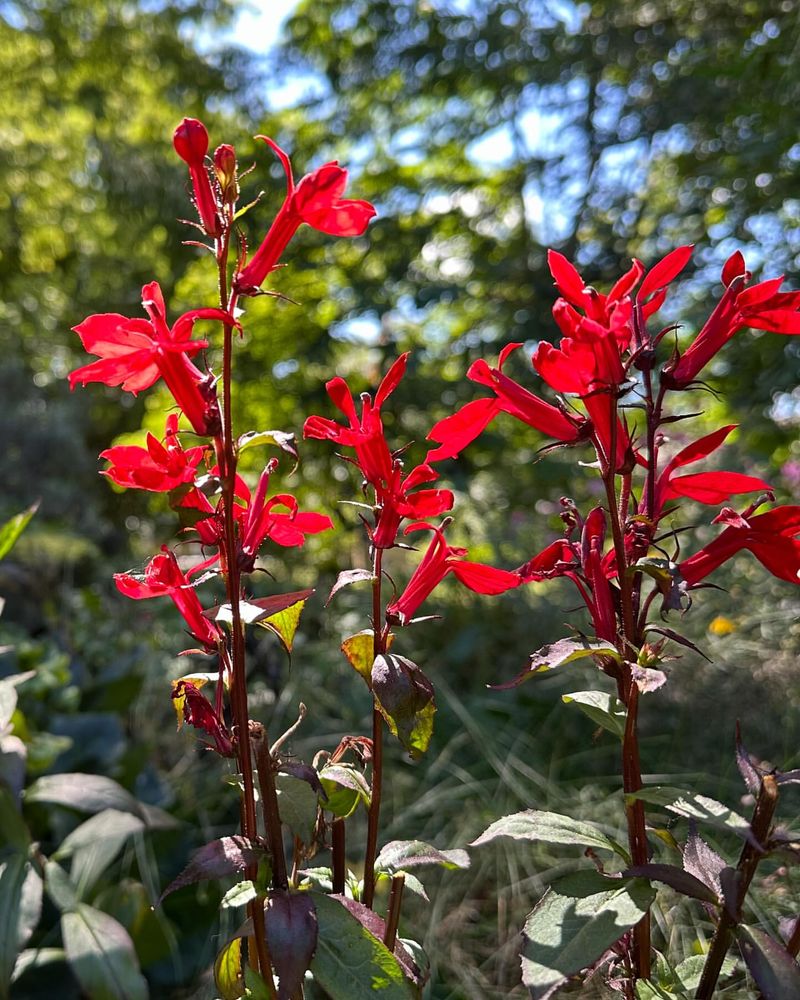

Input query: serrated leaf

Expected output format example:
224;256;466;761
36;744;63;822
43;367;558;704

371;654;435;760
220;880;257;909
623;864;718;903
275;772;319;842
521;870;655;999
492;638;621;690
471;810;627;861
683;823;726;897
214;935;244;1000
237;429;298;463
327;895;424;987
319;763;371;818
309;892;418;998
0;504;38;562
62;903;148;1000
737;924;800;999
375;840;469;873
278;762;327;799
327;569;375;606
0;856;42;1000
561;690;627;739
626;787;753;842
265;891;318;1000
158;837;265;903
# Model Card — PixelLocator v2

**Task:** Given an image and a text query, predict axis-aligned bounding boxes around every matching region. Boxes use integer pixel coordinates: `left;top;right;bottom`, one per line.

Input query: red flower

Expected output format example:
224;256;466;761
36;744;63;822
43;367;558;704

172;680;233;757
114;547;221;651
234;137;376;293
101;414;206;492
304;353;407;487
173;118;220;237
666;251;800;387
680;505;800;586
386;521;520;624
650;424;771;518
372;461;454;549
69;282;233;436
426;343;583;463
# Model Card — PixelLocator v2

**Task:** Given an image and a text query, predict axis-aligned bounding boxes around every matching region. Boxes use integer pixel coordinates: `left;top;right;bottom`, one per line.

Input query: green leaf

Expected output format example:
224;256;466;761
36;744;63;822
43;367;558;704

341;629;377;682
520;870;656;999
471;810;628;861
25;773;142;818
214;936;244;1000
309;892;418;999
375;840;469;874
622;863;718;903
737;924;800;999
0;671;35;732
258;599;309;655
0;504;38;563
492;638;621;690
561;690;627;739
626;786;752;841
44;861;79;913
371;654;436;760
0;785;29;851
319;763;371;818
244;966;273;999
54;809;146;896
672;953;737;992
220;880;257;909
0;855;42;1000
62;903;148;1000
276;772;320;842
237;429;299;464
204;590;314;628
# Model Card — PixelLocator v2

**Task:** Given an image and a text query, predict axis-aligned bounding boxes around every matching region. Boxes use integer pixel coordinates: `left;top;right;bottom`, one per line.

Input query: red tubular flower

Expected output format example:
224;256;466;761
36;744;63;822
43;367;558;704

372;461;454;549
101;414;206;492
679;505;800;586
665;251;800;387
516;538;577;582
580;507;616;642
386;521;520;625
234;137;376;293
650;424;771;518
69;282;232;436
172;680;234;757
304;353;408;487
114;547;221;651
426;343;583;463
173;118;221;237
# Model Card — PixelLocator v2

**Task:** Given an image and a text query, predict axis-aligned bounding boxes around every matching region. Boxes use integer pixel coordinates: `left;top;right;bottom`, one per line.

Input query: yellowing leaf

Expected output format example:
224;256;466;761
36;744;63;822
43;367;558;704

340;630;394;684
259;600;307;654
214;935;244;1000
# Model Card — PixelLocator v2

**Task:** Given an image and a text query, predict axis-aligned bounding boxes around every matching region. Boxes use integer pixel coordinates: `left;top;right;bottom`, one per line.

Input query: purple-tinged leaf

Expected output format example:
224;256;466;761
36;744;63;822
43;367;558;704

277;762;327;801
203;590;314;626
623;863;718;903
646;625;711;662
328;895;424;986
683;821;726;897
264;891;318;1000
491;638;620;690
158;837;265;903
371;654;436;760
737;924;800;999
634;557;688;614
736;722;764;794
779;916;800;948
629;664;667;693
375;840;469;873
326;569;375;606
777;770;800;786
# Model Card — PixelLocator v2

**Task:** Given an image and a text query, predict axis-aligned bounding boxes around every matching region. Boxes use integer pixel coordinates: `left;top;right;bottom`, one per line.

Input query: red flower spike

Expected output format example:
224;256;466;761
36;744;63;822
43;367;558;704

69;282;232;436
386;521;520;625
101;413;206;492
234;136;376;294
172;680;234;757
173;118;220;237
680;505;800;587
115;548;222;651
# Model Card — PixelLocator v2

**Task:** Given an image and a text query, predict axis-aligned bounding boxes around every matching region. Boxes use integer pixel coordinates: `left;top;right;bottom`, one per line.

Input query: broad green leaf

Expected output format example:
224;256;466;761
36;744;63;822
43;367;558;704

276;772;320;842
375;840;469;874
220;880;257;909
0;504;38;563
55;810;146;896
214;936;244;1000
561;690;627;739
371;654;436;760
737;924;800;999
0;855;42;1000
672;953;737;992
521;870;655;999
44;861;79;913
309;892;418;999
471;810;628;861
0;785;29;851
25;773;142;818
626;786;752;841
492;638;621;690
62;903;148;1000
244;966;273;999
319;763;371;818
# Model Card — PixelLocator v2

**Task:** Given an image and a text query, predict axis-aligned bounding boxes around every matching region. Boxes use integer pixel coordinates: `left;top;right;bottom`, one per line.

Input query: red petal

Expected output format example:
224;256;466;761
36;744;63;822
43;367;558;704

608;259;645;303
255;135;295;195
638;245;693;302
426;397;501;462
300;198;376;236
451;560;521;595
547;250;586;305
745;309;800;334
325;377;358;423
721;250;746;287
667;471;772;504
374;352;409;408
668;425;738;470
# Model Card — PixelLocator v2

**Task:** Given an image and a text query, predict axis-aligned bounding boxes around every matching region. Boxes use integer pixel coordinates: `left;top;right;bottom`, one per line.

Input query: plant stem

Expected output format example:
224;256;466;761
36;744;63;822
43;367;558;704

252;722;289;891
383;874;405;951
695;775;779;999
362;547;385;909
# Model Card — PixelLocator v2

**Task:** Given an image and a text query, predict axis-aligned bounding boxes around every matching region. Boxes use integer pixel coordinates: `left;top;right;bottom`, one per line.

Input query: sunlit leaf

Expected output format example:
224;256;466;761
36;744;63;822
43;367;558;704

561;690;627;739
371;654;435;760
0;504;38;563
471;810;628;861
62;904;148;1000
214;935;244;1000
492;638;621;690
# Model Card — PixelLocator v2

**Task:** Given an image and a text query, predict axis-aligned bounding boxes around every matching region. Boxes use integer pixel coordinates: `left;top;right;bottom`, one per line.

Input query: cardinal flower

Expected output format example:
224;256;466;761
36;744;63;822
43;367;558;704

234;137;376;293
173;118;221;237
386;521;520;625
426;343;583;463
304;353;408;487
680;505;800;586
665;251;800;387
372;461;454;549
101;414;207;492
114;547;221;651
69;282;233;436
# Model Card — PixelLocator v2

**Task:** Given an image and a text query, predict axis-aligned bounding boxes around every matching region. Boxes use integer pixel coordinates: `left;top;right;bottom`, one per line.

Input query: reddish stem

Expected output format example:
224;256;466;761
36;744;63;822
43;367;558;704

362;547;385;909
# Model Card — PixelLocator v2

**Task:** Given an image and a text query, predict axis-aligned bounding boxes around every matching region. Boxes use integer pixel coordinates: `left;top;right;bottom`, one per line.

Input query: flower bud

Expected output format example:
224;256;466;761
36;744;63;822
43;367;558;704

213;144;238;204
173;118;209;167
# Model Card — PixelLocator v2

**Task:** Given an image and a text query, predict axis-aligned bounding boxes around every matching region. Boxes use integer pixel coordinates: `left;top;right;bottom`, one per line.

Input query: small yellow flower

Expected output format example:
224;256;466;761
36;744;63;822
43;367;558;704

708;615;736;636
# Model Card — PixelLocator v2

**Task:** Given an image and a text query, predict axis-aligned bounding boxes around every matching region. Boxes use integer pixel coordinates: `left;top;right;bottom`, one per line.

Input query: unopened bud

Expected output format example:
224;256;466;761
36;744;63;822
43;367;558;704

213;144;238;203
173;118;209;166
